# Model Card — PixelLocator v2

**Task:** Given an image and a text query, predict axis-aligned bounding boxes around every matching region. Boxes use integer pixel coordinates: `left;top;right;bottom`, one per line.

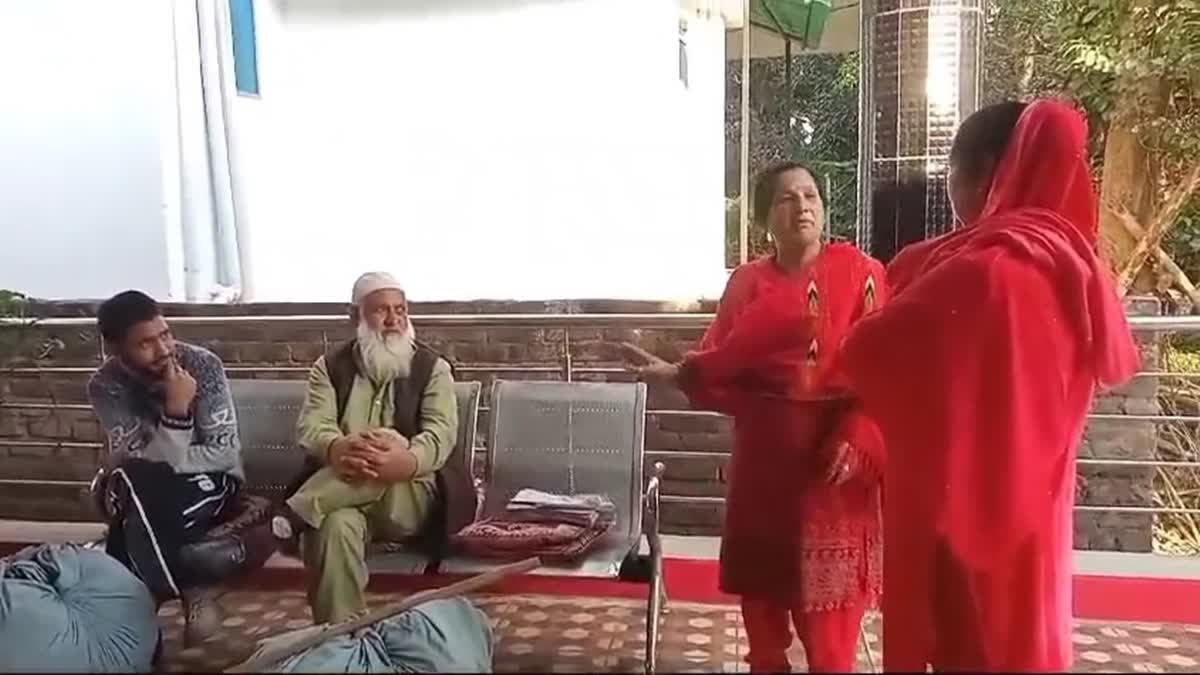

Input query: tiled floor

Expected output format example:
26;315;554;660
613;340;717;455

161;591;1200;673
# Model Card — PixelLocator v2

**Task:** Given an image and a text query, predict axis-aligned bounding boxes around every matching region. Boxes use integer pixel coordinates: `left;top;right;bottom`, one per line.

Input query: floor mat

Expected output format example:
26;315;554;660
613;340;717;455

159;591;1200;673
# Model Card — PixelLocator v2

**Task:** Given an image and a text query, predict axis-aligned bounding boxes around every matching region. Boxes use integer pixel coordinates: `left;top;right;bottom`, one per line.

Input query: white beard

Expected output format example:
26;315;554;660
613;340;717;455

356;319;416;384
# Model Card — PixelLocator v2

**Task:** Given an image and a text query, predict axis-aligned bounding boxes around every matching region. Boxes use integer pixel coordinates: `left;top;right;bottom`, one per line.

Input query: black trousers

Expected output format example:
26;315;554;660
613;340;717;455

104;458;237;602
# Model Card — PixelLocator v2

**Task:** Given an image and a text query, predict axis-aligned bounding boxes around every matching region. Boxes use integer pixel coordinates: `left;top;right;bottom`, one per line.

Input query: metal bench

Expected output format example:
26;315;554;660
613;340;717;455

88;379;483;576
233;377;486;573
232;379;311;502
436;380;667;674
231;378;666;673
234;379;482;505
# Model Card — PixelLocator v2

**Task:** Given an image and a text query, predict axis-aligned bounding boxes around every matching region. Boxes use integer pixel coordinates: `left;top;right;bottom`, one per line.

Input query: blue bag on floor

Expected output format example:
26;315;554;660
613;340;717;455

0;543;159;673
269;597;493;673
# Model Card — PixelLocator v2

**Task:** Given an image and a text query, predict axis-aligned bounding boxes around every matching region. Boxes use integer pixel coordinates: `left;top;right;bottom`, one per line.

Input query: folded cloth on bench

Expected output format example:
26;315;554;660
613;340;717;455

453;491;617;563
267;597;493;673
502;506;602;529
507;489;617;513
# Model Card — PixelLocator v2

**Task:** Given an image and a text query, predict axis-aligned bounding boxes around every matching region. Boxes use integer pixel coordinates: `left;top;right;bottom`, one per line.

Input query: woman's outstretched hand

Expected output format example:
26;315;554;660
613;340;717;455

619;342;681;383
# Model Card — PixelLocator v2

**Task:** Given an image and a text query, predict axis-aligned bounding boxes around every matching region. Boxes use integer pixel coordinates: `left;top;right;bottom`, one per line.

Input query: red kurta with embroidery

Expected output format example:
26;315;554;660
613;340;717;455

678;242;887;611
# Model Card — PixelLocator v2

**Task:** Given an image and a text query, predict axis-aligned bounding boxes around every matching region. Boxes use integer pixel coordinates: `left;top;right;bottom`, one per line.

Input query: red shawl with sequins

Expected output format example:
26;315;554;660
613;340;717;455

678;243;887;610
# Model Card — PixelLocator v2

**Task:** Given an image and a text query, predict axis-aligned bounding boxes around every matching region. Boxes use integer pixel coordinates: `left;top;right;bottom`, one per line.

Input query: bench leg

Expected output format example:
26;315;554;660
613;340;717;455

659;570;669;615
643;461;666;675
644;550;663;675
859;618;877;673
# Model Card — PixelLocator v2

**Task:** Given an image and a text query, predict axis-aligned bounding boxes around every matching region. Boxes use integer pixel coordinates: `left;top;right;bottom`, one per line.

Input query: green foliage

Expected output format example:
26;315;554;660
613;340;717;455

1164;195;1200;282
983;0;1200;281
981;0;1065;103
725;51;861;265
0;289;26;318
723;1;1200;274
1062;1;1199;174
1165;341;1200;372
0;290;31;384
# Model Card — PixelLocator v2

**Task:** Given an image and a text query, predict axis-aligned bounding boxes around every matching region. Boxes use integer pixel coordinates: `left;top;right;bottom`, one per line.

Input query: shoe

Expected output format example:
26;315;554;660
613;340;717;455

240;520;283;569
271;504;309;543
178;537;246;586
270;504;310;559
182;589;223;647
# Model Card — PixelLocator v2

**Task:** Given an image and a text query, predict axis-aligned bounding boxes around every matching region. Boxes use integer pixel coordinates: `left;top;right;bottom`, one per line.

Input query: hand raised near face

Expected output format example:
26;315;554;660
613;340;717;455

160;357;197;418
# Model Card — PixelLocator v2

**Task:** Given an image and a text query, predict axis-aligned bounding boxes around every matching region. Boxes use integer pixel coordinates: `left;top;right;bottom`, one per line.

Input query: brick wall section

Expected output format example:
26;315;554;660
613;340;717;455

0;299;726;530
1073;296;1161;552
0;297;1163;549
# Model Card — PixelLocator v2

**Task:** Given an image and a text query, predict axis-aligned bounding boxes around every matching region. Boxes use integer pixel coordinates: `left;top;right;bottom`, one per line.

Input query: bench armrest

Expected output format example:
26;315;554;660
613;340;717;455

89;467;110;520
643;461;665;556
473;477;487;523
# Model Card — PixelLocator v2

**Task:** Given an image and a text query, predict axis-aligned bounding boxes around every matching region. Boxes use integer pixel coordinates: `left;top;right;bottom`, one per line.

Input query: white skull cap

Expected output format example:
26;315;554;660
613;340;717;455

351;271;404;305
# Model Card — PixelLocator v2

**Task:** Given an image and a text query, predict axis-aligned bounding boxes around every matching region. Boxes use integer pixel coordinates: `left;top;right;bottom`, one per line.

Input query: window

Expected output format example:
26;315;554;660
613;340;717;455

229;0;259;96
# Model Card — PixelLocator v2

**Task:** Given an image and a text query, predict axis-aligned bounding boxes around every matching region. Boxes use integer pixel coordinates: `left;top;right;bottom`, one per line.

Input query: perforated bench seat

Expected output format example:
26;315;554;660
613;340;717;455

232;379;483;575
438;381;648;577
222;377;666;673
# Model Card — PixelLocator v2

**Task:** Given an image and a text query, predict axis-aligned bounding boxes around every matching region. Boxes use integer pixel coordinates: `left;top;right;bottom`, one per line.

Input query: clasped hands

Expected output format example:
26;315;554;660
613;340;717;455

329;429;417;484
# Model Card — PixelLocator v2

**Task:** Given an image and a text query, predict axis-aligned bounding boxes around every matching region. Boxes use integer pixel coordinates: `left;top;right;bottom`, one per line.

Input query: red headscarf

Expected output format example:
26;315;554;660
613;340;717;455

890;100;1137;389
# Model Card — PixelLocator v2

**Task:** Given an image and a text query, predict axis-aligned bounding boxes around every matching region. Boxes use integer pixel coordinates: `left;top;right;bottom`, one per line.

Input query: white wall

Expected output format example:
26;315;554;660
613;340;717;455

680;12;730;292
237;0;729;302
0;1;177;300
0;0;729;303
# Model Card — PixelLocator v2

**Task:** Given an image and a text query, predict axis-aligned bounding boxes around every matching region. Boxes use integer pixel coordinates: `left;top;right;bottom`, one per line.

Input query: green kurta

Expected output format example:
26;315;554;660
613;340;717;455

291;353;458;623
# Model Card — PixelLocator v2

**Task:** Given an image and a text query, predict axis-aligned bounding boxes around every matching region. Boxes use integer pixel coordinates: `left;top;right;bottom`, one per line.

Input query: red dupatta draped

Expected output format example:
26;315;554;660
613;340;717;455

838;99;1139;570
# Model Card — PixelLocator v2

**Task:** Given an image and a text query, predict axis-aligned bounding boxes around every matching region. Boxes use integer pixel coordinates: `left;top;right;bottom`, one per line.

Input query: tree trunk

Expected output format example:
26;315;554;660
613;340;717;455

1097;1;1169;292
1098;80;1172;292
1098;122;1157;290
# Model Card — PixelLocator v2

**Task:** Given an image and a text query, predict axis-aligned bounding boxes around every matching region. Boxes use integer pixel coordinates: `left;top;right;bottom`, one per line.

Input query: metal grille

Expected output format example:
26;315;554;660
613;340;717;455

859;0;984;259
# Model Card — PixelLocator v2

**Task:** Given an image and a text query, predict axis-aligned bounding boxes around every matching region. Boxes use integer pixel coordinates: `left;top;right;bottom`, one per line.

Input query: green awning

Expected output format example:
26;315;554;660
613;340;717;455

751;0;833;49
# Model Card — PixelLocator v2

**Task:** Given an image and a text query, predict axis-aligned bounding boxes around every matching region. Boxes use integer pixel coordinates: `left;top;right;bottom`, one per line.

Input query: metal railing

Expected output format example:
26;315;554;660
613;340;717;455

2;311;1199;515
2;312;1198;330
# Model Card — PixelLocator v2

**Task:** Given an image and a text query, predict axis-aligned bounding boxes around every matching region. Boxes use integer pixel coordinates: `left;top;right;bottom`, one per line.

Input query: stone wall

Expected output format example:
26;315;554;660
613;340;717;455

0;297;1163;550
1073;296;1162;552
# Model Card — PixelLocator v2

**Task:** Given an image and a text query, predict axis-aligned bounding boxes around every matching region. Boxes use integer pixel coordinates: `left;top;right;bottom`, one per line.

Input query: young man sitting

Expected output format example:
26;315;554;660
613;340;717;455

88;290;247;645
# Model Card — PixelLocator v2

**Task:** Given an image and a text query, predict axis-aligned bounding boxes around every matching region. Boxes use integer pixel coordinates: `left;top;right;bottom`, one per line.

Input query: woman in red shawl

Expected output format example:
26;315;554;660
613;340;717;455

626;162;887;672
837;100;1139;671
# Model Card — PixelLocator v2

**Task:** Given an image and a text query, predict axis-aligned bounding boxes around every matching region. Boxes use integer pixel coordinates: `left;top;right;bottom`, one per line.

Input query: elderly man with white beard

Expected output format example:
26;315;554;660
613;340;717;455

274;272;459;624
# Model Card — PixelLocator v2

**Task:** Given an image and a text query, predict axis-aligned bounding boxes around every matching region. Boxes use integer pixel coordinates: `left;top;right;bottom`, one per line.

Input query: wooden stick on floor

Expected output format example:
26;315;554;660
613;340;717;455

225;557;541;673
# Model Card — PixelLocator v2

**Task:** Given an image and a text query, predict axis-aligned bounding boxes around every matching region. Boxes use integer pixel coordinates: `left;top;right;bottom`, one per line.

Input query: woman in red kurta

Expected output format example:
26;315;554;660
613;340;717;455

628;163;887;672
837;100;1139;671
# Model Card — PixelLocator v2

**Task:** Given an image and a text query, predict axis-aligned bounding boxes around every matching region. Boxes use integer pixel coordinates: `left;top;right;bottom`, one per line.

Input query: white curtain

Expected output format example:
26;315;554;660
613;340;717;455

170;0;243;302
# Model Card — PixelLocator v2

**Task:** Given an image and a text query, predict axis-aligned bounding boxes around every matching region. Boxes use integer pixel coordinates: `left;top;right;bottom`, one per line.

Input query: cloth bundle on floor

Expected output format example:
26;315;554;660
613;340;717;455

265;598;493;673
0;543;160;673
453;489;617;563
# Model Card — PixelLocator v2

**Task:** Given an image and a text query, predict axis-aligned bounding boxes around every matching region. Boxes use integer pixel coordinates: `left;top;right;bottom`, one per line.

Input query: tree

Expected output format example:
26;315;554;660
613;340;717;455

0;290;26;318
725;52;861;265
985;0;1200;308
0;290;31;404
